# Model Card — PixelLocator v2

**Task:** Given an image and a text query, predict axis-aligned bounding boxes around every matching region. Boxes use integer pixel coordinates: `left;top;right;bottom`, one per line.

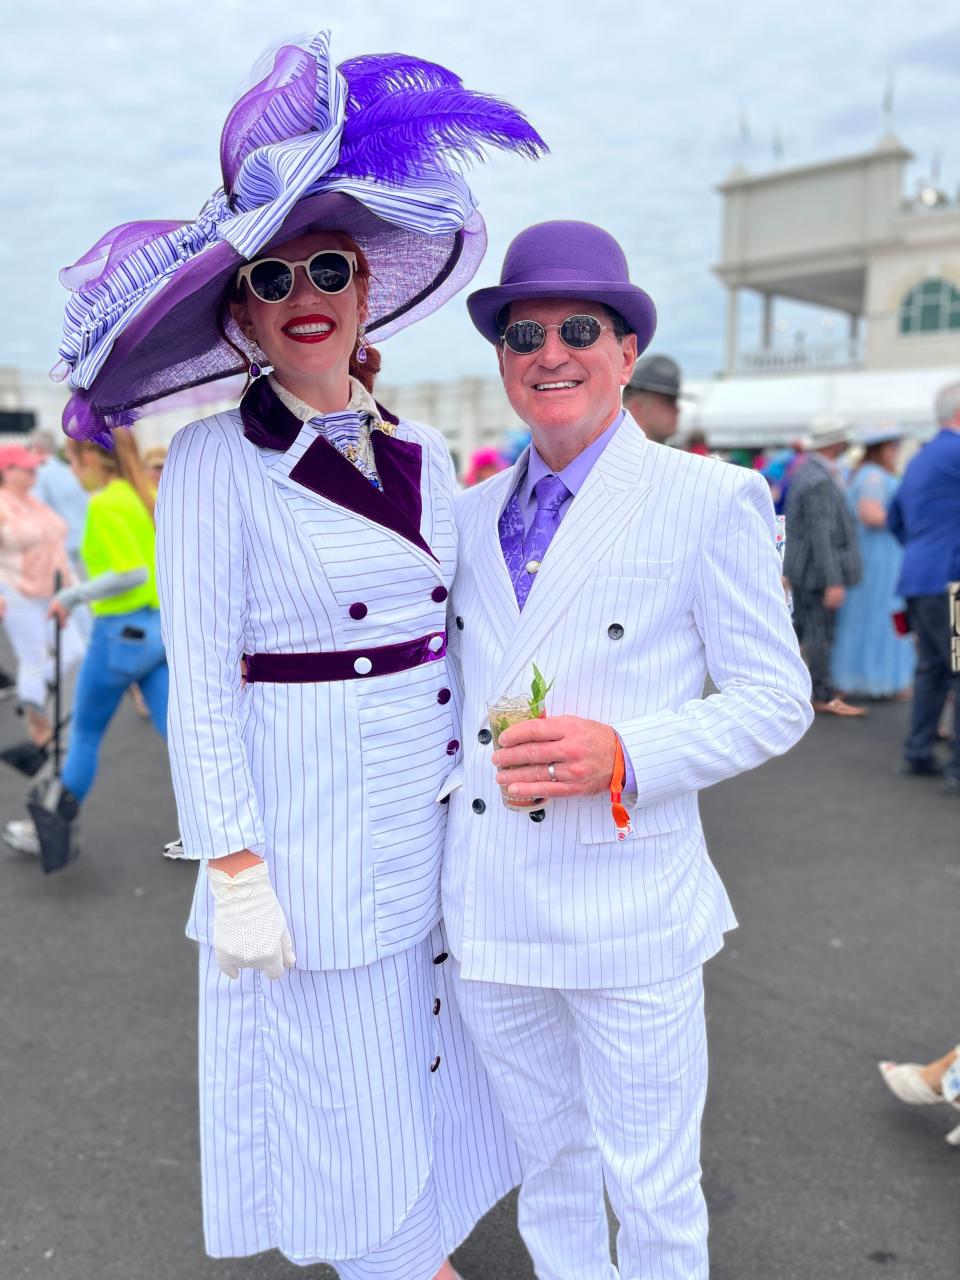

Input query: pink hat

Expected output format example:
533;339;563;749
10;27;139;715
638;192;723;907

464;447;506;486
0;444;40;472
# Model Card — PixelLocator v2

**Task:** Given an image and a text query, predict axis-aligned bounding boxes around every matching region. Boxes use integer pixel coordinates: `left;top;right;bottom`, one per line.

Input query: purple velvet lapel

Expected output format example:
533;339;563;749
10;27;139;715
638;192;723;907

290;433;433;558
240;376;303;451
372;430;424;536
241;376;434;558
289;433;433;558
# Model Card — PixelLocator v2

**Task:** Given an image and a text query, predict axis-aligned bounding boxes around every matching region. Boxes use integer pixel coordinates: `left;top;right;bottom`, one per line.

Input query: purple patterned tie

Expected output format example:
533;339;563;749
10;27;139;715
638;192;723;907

499;473;570;610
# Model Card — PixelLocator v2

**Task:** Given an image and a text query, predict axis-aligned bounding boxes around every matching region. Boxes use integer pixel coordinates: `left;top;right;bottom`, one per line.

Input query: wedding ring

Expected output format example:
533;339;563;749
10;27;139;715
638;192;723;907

546;762;558;782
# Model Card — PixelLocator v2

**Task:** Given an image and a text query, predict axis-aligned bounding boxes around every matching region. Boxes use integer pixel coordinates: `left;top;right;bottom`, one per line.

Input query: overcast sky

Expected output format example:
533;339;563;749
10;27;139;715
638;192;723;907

4;0;959;390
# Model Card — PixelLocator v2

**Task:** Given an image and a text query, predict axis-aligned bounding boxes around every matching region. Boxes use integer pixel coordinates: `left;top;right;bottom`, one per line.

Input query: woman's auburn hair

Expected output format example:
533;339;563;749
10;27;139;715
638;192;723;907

342;237;382;394
226;232;382;394
70;430;157;524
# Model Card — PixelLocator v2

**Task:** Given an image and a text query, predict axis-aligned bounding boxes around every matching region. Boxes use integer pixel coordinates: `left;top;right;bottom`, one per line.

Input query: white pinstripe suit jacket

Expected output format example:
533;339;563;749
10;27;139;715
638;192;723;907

156;407;461;971
442;421;813;989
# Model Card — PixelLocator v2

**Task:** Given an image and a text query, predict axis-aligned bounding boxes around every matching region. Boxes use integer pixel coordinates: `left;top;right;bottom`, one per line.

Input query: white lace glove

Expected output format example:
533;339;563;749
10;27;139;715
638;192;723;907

207;862;296;980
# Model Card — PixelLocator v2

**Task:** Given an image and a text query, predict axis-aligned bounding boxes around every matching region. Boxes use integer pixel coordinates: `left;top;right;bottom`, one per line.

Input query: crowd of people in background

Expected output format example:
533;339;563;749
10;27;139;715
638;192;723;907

0;429;168;856
0;441;86;750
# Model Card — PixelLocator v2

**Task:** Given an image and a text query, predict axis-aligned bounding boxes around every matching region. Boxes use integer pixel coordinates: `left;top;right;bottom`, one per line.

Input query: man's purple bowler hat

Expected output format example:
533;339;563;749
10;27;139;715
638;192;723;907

467;220;657;350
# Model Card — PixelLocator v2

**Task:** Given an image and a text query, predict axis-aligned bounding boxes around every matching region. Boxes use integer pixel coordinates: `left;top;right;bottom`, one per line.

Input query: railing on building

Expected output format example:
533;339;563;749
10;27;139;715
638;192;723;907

738;339;864;374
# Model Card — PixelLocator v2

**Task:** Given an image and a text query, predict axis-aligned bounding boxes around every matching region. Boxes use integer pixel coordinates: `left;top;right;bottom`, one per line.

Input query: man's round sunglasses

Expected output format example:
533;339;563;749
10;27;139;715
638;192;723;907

500;314;613;355
235;250;358;304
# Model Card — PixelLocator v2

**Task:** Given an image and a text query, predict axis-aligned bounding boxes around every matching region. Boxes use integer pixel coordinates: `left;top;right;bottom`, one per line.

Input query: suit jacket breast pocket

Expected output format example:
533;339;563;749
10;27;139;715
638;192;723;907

585;567;677;642
613;559;674;581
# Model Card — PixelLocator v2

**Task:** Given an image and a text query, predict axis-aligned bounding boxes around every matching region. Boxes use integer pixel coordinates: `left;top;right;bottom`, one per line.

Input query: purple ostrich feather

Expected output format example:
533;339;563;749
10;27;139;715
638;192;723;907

336;86;547;183
338;53;464;110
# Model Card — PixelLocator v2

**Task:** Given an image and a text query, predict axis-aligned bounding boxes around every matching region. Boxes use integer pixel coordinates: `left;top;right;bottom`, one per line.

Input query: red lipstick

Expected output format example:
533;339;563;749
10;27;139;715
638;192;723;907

281;313;337;344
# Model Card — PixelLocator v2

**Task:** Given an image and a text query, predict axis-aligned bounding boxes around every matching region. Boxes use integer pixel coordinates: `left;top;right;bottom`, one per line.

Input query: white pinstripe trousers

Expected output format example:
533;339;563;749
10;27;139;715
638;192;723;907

453;967;709;1280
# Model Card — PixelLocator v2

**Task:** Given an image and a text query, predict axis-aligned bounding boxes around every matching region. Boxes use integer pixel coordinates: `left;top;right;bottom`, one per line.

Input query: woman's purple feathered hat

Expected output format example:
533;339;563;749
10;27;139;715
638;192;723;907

467;220;656;351
56;31;546;443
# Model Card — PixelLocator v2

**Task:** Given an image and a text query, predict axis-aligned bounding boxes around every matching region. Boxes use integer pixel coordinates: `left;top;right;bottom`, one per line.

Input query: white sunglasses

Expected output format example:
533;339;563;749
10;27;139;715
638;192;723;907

235;250;359;304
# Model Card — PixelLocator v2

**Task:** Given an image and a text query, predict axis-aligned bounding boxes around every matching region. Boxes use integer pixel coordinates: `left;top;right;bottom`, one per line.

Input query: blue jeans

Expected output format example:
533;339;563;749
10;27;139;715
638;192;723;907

61;608;168;803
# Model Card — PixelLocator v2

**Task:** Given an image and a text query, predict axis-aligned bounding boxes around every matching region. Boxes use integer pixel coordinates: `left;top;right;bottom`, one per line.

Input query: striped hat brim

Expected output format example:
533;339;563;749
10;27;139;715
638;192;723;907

79;192;484;419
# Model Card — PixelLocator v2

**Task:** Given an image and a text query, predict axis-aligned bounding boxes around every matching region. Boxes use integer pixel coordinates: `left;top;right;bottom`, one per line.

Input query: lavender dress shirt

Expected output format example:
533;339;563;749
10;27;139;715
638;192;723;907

517;410;626;532
507;409;639;792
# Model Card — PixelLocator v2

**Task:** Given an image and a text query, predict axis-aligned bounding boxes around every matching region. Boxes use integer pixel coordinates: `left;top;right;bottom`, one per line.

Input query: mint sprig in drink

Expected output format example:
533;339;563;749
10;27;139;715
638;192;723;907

529;663;553;717
487;664;554;811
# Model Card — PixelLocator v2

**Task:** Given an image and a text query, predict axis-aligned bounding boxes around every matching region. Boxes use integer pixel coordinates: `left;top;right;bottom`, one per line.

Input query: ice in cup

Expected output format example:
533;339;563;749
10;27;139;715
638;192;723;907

487;692;548;811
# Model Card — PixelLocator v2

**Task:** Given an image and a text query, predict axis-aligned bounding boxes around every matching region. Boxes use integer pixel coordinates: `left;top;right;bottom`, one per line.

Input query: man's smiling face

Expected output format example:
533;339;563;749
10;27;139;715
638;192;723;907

497;297;637;459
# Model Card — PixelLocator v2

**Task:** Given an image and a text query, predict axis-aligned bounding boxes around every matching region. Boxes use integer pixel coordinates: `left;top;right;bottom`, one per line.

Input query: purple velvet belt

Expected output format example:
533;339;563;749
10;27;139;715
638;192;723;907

243;631;447;684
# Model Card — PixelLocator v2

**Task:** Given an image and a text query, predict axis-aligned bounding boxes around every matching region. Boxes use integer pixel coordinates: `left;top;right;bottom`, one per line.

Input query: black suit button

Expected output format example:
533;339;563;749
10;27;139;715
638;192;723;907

433;998;441;1015
433;951;449;965
607;623;625;640
477;728;492;745
430;1056;441;1072
472;798;486;814
529;808;547;822
455;616;464;631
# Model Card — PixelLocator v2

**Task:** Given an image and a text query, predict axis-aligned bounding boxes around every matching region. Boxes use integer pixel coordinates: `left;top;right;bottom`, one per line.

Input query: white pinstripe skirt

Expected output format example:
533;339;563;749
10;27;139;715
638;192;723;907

198;925;521;1274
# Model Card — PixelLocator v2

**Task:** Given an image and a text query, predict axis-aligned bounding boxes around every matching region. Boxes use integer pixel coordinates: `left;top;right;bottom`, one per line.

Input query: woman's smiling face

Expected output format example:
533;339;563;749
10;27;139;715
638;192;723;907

231;231;365;410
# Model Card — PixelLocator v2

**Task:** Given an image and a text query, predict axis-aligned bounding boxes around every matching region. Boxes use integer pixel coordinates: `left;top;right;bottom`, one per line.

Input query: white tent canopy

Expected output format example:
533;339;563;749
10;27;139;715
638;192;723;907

680;364;960;447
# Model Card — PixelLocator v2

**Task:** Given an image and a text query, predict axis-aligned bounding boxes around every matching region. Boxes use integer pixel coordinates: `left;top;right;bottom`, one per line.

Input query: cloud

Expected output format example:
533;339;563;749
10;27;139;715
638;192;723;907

900;24;960;76
5;0;960;391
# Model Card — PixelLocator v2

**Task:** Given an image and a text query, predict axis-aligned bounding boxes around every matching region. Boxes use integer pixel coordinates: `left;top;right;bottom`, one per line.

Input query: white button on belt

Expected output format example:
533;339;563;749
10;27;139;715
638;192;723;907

428;635;444;653
526;559;541;574
353;656;373;675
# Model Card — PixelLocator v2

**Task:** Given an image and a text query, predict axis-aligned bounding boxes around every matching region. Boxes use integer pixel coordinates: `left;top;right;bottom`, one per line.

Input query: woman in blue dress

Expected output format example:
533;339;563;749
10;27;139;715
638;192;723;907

832;430;915;698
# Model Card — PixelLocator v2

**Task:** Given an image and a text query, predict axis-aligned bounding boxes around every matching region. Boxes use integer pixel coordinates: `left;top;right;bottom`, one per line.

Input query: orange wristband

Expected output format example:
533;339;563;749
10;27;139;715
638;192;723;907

610;738;633;842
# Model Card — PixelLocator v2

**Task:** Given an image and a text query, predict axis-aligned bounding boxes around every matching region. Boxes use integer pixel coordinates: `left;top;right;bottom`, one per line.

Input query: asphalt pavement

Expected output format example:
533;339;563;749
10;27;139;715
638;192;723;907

0;678;957;1280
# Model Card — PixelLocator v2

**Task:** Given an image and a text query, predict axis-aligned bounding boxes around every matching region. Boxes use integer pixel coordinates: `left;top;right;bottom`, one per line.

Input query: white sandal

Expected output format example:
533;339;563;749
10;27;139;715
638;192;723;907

879;1048;960;1145
878;1060;943;1105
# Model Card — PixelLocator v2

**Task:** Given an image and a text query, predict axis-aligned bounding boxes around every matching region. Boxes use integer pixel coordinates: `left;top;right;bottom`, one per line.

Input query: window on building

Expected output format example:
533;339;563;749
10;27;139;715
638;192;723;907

899;278;960;335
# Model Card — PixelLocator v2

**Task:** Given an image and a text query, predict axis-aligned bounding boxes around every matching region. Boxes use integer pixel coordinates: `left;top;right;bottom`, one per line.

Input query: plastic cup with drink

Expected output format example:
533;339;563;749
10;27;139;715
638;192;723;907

487;664;553;811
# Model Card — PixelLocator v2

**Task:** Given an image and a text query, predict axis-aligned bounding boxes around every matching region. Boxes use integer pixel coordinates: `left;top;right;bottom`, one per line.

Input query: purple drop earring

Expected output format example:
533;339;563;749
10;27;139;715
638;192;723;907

241;349;264;396
356;325;368;365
